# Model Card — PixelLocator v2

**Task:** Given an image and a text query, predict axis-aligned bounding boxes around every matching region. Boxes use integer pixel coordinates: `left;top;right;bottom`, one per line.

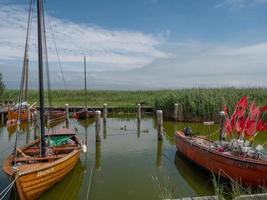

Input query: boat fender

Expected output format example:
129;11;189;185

82;145;87;153
184;127;192;136
218;146;224;152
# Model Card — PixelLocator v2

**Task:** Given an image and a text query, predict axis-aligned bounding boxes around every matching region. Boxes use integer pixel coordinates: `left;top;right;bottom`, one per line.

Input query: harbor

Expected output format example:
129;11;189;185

1;0;267;199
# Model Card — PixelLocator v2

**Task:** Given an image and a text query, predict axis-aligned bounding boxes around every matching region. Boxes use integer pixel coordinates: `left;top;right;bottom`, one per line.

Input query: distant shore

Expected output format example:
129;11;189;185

2;88;267;121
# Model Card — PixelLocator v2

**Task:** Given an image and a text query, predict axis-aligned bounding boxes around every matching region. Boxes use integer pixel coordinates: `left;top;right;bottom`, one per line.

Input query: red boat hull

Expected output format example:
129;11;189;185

176;131;267;186
45;111;66;125
75;110;94;120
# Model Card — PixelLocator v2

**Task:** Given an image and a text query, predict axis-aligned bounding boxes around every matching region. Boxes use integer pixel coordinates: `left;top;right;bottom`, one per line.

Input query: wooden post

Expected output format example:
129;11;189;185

219;111;225;141
137;104;141;121
103;103;107;122
65;104;69;128
174;103;178;121
33;111;39;139
95;110;101;142
26;104;31;123
1;113;4;125
157;110;163;140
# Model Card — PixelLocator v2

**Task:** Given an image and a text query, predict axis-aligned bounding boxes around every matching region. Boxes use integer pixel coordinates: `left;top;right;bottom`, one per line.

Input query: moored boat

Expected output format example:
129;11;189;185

45;110;66;125
3;128;82;200
75;109;94;120
176;131;267;186
2;0;85;199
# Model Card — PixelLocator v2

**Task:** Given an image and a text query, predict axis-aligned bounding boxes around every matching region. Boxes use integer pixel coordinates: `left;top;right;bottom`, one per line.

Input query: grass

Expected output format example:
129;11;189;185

155;88;267;122
212;173;267;200
1;89;172;107
3;88;267;120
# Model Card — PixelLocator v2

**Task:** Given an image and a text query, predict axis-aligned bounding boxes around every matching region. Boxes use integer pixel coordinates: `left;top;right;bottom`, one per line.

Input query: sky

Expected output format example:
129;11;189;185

1;0;267;89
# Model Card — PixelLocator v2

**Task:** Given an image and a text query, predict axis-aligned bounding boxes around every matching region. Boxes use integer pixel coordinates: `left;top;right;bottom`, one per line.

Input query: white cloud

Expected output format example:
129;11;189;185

0;3;168;71
3;40;267;89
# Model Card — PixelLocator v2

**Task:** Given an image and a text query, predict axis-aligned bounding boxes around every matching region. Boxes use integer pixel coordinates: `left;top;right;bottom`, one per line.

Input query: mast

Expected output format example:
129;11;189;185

37;0;46;157
84;56;88;119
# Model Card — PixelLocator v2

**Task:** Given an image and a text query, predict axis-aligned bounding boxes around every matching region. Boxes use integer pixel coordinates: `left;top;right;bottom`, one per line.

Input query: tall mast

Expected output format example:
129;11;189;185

84;56;88;117
37;0;45;157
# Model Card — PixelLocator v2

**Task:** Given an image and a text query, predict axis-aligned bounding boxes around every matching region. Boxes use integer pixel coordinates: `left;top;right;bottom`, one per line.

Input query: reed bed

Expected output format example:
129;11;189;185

154;88;267;122
3;88;267;120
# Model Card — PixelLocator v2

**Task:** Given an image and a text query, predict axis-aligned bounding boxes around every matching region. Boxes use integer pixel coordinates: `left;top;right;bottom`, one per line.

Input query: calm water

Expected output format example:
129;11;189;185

0;115;266;200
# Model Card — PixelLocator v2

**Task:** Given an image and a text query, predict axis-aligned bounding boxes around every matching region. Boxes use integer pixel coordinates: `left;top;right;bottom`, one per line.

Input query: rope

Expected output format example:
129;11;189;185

86;153;96;200
0;176;18;200
44;4;67;89
205;129;220;138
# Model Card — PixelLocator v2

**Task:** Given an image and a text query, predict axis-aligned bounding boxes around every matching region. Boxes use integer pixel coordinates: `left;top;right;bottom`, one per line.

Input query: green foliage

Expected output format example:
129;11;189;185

154;88;267;122
0;73;5;100
2;89;171;107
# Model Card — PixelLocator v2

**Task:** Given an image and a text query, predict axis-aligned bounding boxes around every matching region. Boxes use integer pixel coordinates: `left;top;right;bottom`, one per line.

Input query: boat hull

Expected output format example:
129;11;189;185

45;111;66;125
5;149;80;200
76;110;94;120
7;110;34;125
176;131;267;186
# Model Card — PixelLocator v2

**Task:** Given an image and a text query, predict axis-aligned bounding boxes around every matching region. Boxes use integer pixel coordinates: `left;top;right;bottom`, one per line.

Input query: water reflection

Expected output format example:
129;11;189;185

174;152;214;196
156;140;163;167
95;141;101;171
137;120;141;138
103;120;107;139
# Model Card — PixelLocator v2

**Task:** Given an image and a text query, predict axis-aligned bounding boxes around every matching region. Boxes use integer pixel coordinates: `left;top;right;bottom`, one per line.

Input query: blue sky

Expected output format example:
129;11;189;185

1;0;267;89
43;0;267;43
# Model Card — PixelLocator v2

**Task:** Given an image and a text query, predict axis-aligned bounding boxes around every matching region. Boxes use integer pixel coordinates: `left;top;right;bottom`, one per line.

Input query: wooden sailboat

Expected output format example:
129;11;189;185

75;56;94;120
3;1;83;199
7;0;36;126
176;130;267;186
45;110;66;125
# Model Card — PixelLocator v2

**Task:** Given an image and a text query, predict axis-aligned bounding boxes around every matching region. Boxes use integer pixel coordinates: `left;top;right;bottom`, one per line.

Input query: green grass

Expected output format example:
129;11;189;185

3;88;267;120
1;89;172;107
155;88;267;122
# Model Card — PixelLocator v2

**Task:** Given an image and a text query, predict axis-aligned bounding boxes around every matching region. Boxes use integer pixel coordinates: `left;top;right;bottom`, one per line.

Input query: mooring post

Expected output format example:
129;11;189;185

103;103;107;122
174;103;178;121
95;110;101;142
219;111;225;142
33;111;39;139
157;110;163;140
137;103;141;121
65;104;69;128
1;113;4;125
26;104;31;123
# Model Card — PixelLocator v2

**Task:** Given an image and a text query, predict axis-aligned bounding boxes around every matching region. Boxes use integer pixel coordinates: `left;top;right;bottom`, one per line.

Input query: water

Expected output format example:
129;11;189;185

0;115;266;200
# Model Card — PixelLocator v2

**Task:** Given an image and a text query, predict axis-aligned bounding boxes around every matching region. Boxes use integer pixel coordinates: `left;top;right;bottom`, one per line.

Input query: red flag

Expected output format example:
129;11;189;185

236;117;245;133
224;118;232;135
262;122;267;131
251;107;260;121
257;118;263;132
261;105;267;112
235;96;247;110
245;120;256;137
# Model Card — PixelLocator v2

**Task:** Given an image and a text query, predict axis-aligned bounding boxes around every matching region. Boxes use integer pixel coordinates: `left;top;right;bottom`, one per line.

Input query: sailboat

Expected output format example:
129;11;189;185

6;1;36;126
75;56;94;120
3;1;83;199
